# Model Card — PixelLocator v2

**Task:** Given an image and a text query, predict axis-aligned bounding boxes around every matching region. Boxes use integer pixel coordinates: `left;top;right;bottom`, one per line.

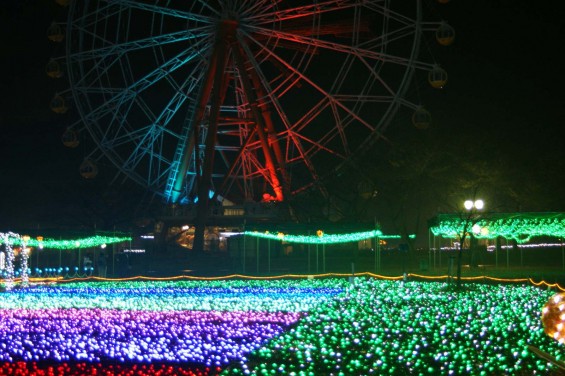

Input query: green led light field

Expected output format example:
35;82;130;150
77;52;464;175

224;278;563;375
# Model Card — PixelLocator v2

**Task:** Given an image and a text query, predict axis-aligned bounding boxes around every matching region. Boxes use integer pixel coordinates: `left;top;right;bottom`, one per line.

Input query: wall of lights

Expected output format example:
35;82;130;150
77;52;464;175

243;230;415;245
430;213;565;243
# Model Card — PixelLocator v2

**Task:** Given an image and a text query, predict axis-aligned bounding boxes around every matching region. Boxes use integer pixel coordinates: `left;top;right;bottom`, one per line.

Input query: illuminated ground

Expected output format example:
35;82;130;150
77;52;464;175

0;277;563;375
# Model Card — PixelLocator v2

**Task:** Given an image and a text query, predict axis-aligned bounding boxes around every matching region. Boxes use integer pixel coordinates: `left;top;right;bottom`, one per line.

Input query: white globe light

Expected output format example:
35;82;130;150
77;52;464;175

464;200;474;210
474;199;484;210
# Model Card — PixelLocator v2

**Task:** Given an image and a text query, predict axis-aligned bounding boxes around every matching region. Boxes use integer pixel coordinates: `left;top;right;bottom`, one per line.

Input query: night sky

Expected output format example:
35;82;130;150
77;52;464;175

1;0;564;234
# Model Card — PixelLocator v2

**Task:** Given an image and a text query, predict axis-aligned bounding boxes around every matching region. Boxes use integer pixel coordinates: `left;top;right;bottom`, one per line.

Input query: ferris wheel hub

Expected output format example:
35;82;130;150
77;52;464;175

217;19;239;39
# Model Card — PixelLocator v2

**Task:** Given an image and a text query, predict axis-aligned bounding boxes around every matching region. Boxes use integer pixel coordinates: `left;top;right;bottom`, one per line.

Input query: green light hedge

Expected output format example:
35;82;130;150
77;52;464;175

1;234;131;250
430;213;565;243
243;230;416;245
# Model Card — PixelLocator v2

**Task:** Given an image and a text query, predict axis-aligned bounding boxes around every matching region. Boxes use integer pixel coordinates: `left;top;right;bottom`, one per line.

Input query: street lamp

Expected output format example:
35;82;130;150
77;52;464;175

464;199;484;211
456;199;484;289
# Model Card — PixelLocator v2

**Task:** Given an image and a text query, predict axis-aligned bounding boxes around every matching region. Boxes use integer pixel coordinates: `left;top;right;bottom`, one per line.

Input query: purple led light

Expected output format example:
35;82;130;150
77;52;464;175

0;308;302;366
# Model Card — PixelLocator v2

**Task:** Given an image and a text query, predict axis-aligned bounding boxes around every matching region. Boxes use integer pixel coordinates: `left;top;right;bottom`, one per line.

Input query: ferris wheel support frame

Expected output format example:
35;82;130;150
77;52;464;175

192;19;292;252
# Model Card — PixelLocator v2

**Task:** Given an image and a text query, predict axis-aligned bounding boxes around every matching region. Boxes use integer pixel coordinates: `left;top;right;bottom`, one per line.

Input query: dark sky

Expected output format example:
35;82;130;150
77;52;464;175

0;0;564;232
430;0;564;145
0;2;72;231
427;0;565;212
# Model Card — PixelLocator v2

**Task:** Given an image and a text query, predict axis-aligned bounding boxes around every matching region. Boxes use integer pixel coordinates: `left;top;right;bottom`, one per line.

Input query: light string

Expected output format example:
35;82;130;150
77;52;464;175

243;230;416;245
7;271;565;292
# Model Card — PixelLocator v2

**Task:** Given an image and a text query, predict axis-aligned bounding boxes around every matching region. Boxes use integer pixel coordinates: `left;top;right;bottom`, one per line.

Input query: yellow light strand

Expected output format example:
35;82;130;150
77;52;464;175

24;273;565;292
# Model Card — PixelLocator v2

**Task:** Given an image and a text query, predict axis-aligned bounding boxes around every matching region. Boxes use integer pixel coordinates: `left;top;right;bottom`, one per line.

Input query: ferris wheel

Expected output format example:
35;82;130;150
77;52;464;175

48;0;452;212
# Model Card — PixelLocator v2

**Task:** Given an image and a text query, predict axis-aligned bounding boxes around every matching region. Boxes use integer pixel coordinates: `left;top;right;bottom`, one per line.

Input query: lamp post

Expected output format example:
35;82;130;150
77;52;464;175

456;199;484;289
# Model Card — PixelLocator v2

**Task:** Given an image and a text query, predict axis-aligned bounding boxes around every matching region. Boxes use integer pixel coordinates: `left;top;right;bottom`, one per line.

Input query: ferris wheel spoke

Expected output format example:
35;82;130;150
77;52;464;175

335;52;401;127
291;132;346;161
329;101;351;156
329;48;397;101
222;0;263;16
74;44;211;131
318;113;366;159
121;68;206;174
74;88;131;125
239;0;282;19
332;94;394;103
278;97;339;159
244;31;381;134
352;54;396;95
74;34;212;89
236;51;327;196
104;0;215;24
289;97;331;134
329;52;358;94
194;0;221;17
99;97;137;145
244;153;278;187
69;54;117;88
364;3;417;26
111;128;173;187
236;37;294;186
105;127;149;148
68;28;211;62
238;36;297;133
357;26;418;54
308;114;352;157
248;0;366;23
81;91;185;171
242;29;385;169
242;31;322;96
247;25;428;69
63;115;88;133
82;148;105;164
212;127;259;200
121;104;185;171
